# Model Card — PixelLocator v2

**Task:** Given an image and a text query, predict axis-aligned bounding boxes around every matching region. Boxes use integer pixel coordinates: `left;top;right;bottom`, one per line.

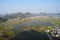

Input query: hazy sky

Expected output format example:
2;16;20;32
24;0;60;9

0;0;60;14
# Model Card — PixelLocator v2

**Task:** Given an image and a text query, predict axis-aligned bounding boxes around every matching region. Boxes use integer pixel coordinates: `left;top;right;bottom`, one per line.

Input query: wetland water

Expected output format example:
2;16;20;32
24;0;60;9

11;20;55;31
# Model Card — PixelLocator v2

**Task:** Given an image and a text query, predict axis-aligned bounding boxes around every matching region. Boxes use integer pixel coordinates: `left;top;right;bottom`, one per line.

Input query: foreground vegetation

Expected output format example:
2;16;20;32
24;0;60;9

0;16;60;40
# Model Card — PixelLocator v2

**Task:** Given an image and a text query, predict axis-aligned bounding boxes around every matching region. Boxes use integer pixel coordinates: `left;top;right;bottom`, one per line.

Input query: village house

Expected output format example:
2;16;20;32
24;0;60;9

51;25;60;38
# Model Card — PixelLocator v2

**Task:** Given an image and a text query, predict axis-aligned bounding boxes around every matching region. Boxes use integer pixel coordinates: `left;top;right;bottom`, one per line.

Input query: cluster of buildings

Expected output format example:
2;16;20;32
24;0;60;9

51;25;60;38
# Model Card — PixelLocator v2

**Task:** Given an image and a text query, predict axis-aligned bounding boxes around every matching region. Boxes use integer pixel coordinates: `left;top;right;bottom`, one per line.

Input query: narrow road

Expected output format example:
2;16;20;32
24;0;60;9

45;31;59;40
45;31;52;40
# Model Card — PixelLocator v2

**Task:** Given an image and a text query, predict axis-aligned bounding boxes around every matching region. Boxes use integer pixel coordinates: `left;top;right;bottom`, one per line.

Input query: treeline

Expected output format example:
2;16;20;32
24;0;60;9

0;12;60;22
3;12;33;19
0;17;8;22
40;12;60;16
0;12;32;22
